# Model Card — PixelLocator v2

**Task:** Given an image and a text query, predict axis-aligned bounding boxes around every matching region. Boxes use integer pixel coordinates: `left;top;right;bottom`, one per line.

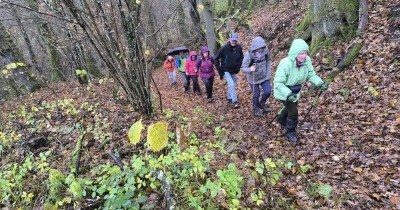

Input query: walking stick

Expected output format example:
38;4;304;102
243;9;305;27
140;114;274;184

266;106;286;126
298;90;323;126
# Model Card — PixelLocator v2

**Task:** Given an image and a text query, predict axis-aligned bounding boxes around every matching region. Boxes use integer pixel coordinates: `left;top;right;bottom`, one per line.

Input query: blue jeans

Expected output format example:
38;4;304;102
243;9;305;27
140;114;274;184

179;72;189;90
167;70;176;84
250;79;271;109
224;72;238;102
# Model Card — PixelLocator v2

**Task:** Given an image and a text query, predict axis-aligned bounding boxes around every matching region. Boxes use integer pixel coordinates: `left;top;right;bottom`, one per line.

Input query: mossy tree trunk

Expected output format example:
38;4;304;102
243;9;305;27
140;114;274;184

299;0;360;55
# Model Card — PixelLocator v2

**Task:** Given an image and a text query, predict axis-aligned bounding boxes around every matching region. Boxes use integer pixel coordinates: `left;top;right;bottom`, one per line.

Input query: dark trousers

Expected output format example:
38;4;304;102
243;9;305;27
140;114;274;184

188;75;200;93
278;101;298;134
201;77;214;99
249;79;271;110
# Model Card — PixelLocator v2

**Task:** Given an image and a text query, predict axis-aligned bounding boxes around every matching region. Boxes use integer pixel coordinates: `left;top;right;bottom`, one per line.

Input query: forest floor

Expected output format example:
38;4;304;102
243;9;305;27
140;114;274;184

0;0;399;209
152;0;400;208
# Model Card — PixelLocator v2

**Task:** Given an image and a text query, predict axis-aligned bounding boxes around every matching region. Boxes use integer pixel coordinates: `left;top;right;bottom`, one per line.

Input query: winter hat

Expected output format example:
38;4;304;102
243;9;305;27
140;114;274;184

167;55;173;60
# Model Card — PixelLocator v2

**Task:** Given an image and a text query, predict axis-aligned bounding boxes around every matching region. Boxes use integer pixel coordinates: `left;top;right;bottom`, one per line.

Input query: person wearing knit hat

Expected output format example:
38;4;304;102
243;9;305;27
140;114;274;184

163;55;177;86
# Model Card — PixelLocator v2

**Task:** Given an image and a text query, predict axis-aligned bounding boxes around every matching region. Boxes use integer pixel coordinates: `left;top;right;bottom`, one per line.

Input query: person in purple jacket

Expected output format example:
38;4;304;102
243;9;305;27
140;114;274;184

196;47;216;103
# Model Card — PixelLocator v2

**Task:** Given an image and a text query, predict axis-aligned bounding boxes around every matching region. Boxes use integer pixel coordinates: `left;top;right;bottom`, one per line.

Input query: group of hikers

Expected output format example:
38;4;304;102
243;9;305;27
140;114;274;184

163;33;329;143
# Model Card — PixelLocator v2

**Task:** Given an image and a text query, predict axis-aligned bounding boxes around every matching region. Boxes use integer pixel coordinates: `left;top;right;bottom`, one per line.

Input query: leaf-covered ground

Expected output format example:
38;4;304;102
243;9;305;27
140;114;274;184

0;0;399;209
151;0;400;208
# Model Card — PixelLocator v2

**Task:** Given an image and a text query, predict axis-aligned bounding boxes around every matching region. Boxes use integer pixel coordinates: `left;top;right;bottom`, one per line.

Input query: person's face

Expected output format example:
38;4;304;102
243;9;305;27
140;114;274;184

255;48;263;53
202;52;209;57
229;39;237;46
179;51;184;56
296;51;308;63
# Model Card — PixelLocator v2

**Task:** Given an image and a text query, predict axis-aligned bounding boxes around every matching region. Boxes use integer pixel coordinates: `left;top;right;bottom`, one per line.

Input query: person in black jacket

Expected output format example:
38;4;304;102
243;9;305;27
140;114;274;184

215;33;244;108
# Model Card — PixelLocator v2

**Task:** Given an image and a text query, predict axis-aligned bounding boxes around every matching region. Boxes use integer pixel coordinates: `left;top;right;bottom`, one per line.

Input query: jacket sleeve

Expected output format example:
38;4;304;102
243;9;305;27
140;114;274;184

163;60;168;70
305;57;323;86
238;45;244;64
175;57;180;68
274;60;292;99
214;48;224;78
184;60;189;74
241;52;252;74
265;48;271;76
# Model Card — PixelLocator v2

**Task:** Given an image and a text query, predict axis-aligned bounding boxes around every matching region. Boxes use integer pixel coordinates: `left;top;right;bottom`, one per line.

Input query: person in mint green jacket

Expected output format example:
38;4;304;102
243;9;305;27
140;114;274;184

273;39;329;143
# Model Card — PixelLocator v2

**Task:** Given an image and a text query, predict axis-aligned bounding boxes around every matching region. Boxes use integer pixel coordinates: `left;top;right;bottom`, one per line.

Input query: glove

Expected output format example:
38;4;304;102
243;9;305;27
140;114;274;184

287;93;297;102
319;81;329;91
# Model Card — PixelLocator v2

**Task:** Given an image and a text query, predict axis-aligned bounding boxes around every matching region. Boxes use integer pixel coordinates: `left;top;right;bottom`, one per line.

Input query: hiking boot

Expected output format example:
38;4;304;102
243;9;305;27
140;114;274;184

207;98;213;103
285;118;298;143
254;108;264;117
260;104;271;113
285;132;298;143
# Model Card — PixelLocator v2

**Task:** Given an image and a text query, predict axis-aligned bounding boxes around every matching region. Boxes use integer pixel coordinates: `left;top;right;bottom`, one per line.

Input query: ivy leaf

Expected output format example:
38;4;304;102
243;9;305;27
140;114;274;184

128;119;143;145
318;183;332;199
147;122;168;152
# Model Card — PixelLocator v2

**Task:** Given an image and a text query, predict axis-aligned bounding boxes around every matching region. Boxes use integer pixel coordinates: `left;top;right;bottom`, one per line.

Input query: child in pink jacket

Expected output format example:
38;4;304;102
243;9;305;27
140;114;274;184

185;51;201;94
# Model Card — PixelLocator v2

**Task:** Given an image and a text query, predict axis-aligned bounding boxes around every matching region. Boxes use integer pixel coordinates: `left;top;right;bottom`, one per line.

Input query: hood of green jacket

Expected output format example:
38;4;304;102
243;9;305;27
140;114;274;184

288;39;309;60
250;36;266;52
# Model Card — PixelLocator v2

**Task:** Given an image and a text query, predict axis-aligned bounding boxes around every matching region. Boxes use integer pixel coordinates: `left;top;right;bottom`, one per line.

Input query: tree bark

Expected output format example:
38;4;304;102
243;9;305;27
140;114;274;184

358;0;368;32
62;0;153;115
198;0;218;55
188;0;205;44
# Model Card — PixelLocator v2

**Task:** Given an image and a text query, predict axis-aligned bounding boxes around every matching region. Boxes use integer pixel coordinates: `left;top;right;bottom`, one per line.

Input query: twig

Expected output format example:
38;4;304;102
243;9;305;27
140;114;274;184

108;151;124;170
156;170;173;210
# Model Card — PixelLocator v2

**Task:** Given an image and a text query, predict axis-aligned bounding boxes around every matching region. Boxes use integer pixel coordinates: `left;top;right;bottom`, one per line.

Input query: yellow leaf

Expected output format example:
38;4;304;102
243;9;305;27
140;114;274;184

144;50;150;55
16;62;26;67
2;69;8;75
353;167;363;173
99;79;104;84
81;69;87;76
147;122;168;152
136;0;141;4
75;69;82;75
128;119;143;145
368;86;380;97
197;4;204;11
6;63;17;70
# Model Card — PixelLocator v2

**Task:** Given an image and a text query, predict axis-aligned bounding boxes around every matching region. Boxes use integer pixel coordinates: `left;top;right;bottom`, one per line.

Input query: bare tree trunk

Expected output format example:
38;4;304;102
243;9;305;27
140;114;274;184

198;0;218;55
188;0;205;44
358;0;368;32
62;0;152;115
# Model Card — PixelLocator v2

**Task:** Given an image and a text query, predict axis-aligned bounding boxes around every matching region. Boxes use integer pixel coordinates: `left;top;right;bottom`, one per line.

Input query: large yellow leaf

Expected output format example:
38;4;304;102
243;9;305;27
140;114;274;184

128;119;143;145
5;63;17;70
147;122;168;152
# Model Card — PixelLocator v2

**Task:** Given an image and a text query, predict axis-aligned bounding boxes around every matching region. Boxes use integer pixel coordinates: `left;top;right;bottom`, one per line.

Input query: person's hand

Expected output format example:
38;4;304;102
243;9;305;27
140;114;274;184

250;65;256;72
287;93;297;102
319;81;329;91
